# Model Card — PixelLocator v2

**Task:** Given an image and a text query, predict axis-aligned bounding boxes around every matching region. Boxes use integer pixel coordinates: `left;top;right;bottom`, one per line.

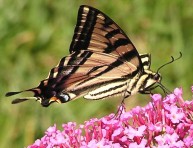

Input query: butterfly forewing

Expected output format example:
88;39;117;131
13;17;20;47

70;6;142;70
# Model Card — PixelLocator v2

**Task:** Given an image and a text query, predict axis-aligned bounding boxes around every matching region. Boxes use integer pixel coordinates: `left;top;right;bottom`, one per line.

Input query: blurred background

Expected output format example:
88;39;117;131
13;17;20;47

0;0;192;147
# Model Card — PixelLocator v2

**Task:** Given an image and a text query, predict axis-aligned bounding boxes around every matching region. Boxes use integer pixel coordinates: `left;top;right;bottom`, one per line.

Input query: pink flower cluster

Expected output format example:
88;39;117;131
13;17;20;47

28;87;193;148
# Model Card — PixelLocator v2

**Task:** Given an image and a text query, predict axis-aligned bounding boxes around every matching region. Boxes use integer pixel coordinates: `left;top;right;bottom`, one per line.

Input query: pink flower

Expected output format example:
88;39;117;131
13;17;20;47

28;86;193;147
155;133;184;147
165;105;184;123
125;125;146;139
129;139;147;148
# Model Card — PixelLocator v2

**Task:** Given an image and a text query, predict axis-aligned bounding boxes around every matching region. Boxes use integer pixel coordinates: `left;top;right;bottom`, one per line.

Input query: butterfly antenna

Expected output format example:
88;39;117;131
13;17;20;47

157;52;182;73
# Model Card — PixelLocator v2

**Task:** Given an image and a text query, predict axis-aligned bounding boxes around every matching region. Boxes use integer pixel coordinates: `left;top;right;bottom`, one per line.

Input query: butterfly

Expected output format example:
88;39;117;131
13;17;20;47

5;5;181;107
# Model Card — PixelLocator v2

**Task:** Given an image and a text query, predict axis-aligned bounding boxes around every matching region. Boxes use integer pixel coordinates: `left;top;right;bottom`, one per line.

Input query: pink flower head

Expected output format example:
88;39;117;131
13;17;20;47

28;87;193;147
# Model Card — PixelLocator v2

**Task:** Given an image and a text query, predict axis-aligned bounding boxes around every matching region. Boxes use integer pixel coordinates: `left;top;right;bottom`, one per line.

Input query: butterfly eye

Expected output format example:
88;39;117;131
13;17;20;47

154;73;160;81
57;92;70;103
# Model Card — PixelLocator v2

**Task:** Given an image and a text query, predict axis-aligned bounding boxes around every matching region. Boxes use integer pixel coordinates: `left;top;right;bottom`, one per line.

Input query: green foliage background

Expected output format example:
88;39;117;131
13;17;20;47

0;0;192;147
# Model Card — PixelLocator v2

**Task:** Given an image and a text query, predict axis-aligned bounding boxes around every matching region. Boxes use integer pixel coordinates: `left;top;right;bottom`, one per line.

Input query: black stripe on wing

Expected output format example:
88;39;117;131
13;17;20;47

140;54;151;70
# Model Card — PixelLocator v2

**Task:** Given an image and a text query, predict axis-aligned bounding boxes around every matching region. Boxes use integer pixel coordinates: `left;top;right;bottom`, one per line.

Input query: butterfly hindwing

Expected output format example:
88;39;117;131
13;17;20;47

43;50;139;100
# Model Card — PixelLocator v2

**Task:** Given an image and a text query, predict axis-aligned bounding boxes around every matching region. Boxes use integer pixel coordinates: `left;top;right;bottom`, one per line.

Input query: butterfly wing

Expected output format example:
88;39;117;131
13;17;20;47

70;5;142;70
42;5;144;101
6;5;144;106
45;50;139;99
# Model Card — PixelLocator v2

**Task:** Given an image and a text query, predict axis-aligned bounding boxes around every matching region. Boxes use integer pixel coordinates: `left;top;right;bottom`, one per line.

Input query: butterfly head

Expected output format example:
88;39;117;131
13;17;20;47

141;52;182;94
5;86;71;107
152;72;162;83
140;70;162;93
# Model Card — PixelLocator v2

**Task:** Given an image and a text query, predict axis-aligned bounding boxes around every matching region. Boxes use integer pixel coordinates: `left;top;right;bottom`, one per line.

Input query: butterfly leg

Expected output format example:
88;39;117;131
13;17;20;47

114;89;131;119
115;83;132;118
139;86;160;112
140;85;159;95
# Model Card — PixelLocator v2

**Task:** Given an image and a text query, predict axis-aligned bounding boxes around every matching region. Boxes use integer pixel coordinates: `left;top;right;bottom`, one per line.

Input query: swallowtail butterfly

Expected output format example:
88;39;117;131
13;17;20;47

5;5;181;107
